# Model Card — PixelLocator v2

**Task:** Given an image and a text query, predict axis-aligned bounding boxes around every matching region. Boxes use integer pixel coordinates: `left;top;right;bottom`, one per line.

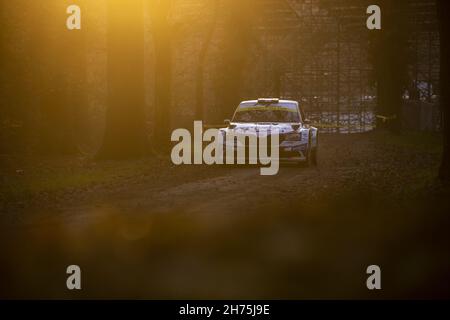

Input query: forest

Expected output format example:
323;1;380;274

0;0;450;299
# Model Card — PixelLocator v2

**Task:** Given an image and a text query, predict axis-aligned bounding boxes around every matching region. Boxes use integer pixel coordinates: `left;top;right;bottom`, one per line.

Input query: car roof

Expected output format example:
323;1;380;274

239;99;298;106
238;100;299;111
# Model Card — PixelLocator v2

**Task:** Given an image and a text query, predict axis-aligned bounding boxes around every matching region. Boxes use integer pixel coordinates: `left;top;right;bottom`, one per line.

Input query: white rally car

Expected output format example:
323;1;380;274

221;98;318;166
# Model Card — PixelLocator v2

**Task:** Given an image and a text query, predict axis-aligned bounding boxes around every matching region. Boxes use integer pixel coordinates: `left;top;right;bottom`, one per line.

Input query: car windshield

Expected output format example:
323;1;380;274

233;104;301;123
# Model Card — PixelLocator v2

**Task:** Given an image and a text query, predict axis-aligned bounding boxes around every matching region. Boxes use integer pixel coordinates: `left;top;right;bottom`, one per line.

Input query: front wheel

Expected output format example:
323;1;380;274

311;133;319;166
297;147;312;167
302;135;318;167
310;147;318;166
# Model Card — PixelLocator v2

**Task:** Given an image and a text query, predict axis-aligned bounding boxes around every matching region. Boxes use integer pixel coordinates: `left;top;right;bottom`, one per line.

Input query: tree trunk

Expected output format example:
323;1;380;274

216;2;255;120
372;0;407;134
64;0;88;154
149;0;173;150
0;0;6;117
97;0;148;159
153;33;172;149
37;1;79;154
195;0;219;121
150;0;173;151
437;0;450;182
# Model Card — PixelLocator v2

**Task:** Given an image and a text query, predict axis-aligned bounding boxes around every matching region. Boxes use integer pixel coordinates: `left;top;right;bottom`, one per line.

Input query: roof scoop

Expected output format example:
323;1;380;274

257;98;279;104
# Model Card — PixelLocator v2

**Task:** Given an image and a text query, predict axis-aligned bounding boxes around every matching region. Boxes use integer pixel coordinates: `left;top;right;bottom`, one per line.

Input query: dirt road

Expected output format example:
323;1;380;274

1;132;450;299
35;133;385;223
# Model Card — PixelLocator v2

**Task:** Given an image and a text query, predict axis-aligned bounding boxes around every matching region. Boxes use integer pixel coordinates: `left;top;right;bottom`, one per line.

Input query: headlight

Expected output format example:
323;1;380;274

285;132;302;141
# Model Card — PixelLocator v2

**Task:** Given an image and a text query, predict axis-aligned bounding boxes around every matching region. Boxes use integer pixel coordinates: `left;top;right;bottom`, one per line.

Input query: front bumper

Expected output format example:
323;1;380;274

223;142;309;163
279;145;308;162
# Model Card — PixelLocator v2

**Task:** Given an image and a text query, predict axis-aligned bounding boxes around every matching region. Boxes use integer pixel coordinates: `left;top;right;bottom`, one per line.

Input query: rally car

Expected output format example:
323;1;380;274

220;98;318;166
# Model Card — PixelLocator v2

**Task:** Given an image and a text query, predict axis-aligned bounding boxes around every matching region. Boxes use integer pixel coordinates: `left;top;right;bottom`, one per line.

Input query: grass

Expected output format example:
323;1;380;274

0;130;445;209
0;157;157;205
378;130;443;154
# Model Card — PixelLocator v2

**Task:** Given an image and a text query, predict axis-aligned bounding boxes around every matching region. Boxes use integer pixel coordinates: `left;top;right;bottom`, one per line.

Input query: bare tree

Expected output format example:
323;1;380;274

148;0;174;150
37;1;81;154
195;0;219;120
97;0;148;158
368;0;410;133
216;1;259;119
437;0;450;181
65;0;89;154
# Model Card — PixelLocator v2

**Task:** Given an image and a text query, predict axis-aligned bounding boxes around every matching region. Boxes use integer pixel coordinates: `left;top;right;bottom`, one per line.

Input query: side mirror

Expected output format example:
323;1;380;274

224;119;231;126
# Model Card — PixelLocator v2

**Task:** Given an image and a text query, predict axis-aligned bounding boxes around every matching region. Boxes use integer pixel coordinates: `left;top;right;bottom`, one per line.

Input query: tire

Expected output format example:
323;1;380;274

311;133;319;166
302;135;314;167
298;146;311;167
310;147;318;166
298;133;318;167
